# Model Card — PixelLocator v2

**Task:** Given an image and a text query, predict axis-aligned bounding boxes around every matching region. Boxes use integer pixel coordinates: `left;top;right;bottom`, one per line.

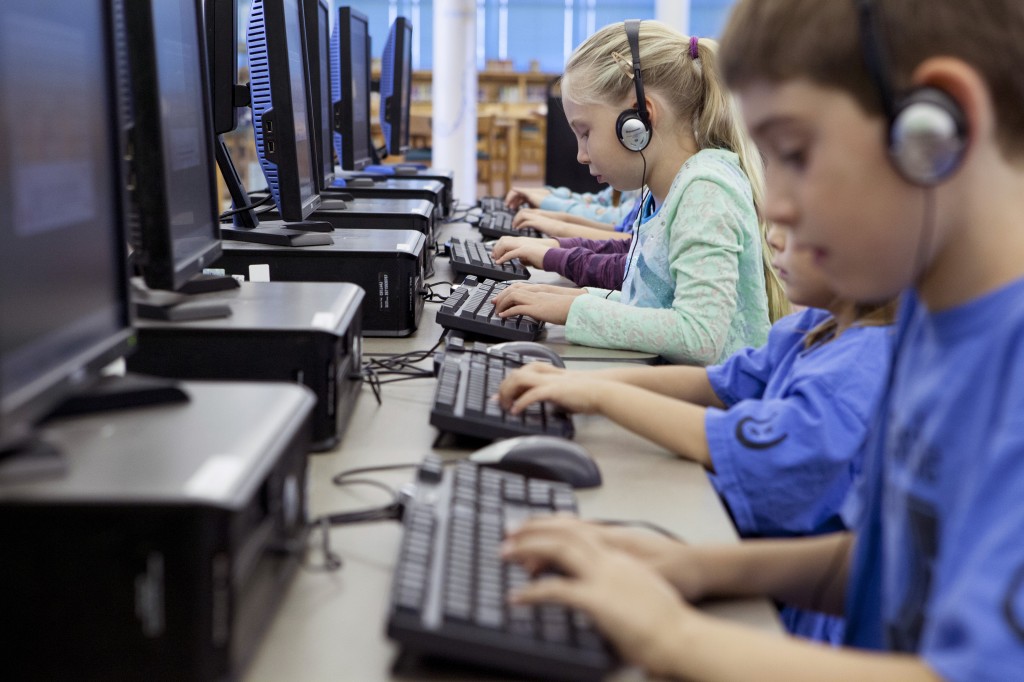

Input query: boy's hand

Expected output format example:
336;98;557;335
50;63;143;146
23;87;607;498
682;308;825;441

504;186;550;210
491;284;576;324
502;517;698;677
491;236;558;268
498;364;612;415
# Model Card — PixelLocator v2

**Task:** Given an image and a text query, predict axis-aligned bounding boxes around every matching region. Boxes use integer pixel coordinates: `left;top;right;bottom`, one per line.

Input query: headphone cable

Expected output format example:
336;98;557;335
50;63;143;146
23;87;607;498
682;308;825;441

606;151;649;299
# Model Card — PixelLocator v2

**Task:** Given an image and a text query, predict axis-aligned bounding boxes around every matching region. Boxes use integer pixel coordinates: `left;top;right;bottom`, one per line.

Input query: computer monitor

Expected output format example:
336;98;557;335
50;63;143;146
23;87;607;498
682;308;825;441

203;0;332;246
247;0;321;222
379;16;413;158
332;7;374;171
123;0;225;294
0;0;134;461
303;0;336;188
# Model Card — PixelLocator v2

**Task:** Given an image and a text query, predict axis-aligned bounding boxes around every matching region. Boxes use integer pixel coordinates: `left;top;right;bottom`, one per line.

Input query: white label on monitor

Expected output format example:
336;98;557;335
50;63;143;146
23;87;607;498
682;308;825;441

311;312;335;330
396;242;412;252
248;264;271;282
184;456;245;500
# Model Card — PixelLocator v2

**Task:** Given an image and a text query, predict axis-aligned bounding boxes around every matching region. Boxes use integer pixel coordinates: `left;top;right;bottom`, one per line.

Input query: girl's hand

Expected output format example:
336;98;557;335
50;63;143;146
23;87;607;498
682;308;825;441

490;285;576;324
491;236;558;268
504;186;550;210
512;209;572;237
502;516;699;677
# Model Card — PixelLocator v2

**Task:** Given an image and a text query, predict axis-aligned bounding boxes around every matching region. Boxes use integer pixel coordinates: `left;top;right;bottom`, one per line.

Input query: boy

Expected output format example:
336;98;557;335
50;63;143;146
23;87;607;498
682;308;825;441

500;1;1024;679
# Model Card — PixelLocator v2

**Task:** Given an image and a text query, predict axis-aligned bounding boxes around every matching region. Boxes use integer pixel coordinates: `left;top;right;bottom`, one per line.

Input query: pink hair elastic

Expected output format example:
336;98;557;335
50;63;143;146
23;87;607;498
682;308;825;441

689;36;700;59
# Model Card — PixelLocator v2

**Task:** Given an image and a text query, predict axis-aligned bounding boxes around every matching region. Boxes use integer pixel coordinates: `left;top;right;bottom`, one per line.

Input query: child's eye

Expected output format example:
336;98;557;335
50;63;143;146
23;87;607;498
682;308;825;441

778;148;806;169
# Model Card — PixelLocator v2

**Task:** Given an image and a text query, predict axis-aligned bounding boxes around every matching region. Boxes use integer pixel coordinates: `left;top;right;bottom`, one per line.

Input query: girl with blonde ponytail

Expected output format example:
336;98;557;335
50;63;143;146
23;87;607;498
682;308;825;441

492;20;787;365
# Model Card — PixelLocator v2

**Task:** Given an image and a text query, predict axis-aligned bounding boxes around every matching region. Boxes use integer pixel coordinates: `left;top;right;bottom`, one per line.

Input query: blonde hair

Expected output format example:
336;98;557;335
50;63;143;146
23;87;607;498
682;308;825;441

803;299;899;350
561;20;789;323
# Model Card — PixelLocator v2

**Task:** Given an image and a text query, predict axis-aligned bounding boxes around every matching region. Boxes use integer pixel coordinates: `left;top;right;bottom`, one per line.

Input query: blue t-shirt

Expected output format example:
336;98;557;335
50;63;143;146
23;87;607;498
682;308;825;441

843;279;1024;681
706;308;893;537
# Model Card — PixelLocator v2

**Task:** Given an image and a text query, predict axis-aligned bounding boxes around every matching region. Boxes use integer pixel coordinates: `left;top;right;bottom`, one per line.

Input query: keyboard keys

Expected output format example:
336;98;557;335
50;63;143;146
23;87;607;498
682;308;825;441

448;237;530;281
387;460;615;680
435;277;545;342
428;342;574;441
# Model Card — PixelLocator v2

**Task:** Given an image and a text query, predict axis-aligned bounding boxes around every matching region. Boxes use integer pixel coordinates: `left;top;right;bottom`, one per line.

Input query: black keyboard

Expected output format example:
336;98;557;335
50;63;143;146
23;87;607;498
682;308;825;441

476;210;543;240
430;338;573;440
448;237;529;281
387;456;615;681
436;276;544;341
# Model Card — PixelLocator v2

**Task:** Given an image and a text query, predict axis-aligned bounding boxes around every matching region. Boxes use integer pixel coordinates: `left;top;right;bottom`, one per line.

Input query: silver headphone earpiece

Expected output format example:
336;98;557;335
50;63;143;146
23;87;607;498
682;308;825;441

616;112;651;152
889;88;967;186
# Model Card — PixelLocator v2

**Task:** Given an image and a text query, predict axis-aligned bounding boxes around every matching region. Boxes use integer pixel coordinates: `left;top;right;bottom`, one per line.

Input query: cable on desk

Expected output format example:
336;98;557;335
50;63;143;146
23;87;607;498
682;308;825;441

420;281;453;303
305;474;414;573
361;331;448;405
443;202;476;224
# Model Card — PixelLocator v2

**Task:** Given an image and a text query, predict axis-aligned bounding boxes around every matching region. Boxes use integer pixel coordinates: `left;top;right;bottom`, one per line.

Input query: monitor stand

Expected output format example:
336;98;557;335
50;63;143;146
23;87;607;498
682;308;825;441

215;135;333;247
0;436;65;483
44;373;190;420
131;278;234;321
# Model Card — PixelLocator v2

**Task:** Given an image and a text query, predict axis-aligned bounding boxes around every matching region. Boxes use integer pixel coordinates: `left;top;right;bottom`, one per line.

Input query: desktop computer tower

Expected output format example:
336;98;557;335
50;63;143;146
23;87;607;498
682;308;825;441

216;228;426;337
327;174;446;225
126;281;364;451
362;164;456;216
0;381;315;682
258;194;436;251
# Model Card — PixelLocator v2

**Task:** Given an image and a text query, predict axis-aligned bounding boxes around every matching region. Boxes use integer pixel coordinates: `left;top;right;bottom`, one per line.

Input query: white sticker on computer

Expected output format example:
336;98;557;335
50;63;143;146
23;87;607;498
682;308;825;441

248;264;271;282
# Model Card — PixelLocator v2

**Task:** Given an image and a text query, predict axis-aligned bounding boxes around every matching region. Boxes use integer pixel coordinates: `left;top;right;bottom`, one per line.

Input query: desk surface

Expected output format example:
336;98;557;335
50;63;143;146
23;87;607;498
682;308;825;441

245;227;782;681
245;370;782;682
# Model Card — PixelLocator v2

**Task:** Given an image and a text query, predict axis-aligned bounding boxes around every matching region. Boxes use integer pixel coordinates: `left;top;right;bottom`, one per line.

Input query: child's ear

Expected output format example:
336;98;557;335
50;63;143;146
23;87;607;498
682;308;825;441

911;57;988;164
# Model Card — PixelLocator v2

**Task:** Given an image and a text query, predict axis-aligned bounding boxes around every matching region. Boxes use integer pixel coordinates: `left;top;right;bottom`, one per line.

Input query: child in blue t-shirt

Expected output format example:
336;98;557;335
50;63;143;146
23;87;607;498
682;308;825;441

499;223;895;644
498;1;1024;679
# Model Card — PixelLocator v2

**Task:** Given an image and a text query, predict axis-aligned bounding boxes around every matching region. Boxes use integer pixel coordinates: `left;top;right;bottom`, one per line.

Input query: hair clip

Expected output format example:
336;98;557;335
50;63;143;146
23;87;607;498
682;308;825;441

689;36;700;60
610;50;635;79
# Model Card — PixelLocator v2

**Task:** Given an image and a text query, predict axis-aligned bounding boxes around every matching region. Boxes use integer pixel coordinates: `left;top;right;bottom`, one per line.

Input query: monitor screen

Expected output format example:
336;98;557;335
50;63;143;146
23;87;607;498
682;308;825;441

380;17;412;157
126;0;221;292
303;0;335;188
333;7;373;171
0;0;133;450
247;0;319;222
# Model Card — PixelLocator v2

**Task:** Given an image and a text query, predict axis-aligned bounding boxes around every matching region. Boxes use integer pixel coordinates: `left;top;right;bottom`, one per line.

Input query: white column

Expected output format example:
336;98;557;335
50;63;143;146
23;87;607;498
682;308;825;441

655;0;689;34
433;0;478;204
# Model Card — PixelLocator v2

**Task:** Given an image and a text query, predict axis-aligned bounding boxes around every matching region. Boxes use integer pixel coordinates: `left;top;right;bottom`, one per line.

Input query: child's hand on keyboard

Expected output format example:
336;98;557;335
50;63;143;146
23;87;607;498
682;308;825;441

498;363;612;415
492;236;558;268
502;516;700;677
492;284;575;324
512;209;576;238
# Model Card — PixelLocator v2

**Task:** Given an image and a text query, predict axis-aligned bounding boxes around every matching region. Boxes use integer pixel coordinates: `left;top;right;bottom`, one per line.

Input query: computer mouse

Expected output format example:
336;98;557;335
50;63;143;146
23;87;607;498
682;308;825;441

469;435;602;489
489;341;565;368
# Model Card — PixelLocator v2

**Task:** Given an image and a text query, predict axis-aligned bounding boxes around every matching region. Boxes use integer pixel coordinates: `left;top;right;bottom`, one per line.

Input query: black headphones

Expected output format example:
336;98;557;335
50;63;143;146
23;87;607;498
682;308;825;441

615;19;652;152
856;0;967;186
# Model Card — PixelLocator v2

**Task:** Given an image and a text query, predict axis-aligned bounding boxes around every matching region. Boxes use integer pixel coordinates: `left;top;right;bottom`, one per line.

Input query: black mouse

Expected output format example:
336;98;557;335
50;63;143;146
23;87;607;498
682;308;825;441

489;341;565;368
469;435;601;489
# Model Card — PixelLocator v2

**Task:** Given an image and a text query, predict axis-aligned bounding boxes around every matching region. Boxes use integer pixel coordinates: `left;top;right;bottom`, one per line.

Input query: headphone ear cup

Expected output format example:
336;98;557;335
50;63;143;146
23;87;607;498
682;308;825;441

616;109;651;152
888;87;967;186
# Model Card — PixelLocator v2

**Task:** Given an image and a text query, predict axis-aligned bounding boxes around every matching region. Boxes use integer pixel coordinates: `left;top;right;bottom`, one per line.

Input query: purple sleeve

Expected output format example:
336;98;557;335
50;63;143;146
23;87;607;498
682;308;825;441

542;248;626;289
556;236;632;254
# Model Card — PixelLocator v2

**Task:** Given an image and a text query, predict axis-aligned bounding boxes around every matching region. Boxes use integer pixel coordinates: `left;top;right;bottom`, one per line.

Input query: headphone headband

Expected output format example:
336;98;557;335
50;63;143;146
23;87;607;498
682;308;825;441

624;20;649;127
854;0;966;185
616;20;652;152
